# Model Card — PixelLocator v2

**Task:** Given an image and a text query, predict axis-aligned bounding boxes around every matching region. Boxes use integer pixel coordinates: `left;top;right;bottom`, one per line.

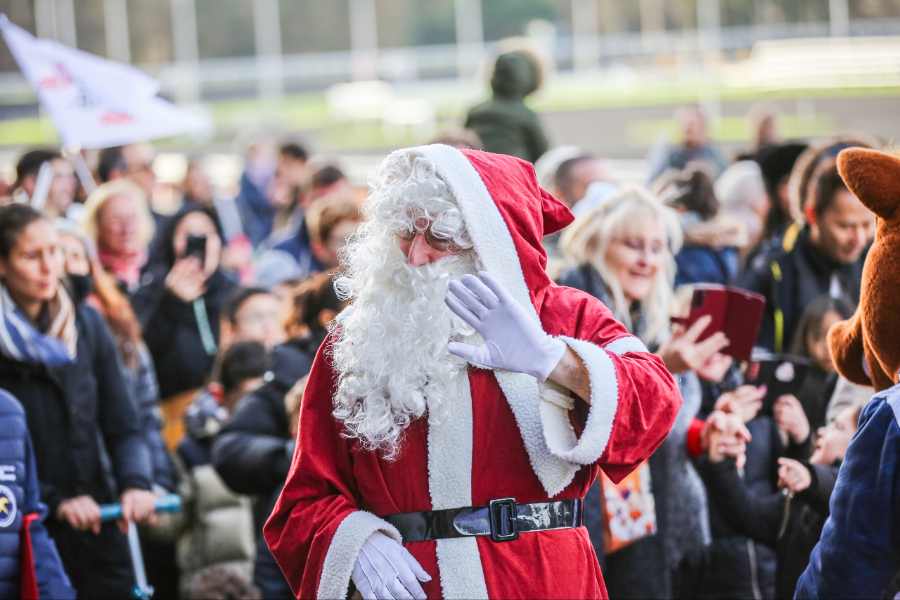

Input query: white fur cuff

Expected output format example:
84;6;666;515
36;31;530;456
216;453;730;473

604;335;648;356
316;511;403;600
538;336;619;465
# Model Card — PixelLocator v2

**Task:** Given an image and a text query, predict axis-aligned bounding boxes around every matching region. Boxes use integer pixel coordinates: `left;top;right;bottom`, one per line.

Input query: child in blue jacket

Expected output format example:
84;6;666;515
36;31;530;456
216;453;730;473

0;388;75;599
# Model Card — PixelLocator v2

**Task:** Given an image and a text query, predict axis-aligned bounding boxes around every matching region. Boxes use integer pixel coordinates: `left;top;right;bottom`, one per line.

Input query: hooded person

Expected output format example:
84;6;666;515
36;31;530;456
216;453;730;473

262;145;681;599
464;49;549;163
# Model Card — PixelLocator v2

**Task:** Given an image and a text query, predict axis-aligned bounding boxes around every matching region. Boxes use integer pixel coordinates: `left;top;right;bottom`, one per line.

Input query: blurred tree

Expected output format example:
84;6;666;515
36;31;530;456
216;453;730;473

721;0;756;26
598;0;641;33
74;0;106;57
668;0;698;29
482;0;558;40
0;0;35;71
851;0;900;18
280;0;351;53
771;0;829;22
195;0;254;58
128;0;173;64
412;0;457;46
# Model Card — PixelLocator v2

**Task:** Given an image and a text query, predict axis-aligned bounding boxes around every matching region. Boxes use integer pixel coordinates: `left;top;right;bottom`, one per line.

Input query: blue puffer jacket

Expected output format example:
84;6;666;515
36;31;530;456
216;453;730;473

0;389;75;599
795;386;900;598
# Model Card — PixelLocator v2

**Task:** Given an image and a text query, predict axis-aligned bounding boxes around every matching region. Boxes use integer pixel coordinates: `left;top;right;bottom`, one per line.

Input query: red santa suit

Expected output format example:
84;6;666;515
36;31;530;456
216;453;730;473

264;145;682;599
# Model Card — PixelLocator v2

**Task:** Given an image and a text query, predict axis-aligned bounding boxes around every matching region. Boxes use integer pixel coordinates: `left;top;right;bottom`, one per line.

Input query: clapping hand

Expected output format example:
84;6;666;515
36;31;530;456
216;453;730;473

777;457;812;494
715;385;766;423
704;410;752;469
773;394;811;445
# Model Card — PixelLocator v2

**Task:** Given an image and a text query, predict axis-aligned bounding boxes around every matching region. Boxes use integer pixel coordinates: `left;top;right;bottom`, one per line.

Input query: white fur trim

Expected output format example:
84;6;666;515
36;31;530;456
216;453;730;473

604;335;648;356
539;336;620;465
436;538;490;599
317;511;402;600
427;372;475;510
415;143;581;497
426;368;489;597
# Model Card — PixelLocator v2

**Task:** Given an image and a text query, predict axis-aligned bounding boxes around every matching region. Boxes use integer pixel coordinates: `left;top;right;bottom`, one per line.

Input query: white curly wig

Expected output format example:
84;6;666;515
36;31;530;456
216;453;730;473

330;151;480;458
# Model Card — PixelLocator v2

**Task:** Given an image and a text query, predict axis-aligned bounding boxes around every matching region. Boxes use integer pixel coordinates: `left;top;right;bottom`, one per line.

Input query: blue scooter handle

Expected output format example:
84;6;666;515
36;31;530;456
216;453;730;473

98;493;182;522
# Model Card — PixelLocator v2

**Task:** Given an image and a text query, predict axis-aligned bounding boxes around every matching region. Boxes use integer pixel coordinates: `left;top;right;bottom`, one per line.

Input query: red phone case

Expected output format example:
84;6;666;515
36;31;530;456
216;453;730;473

682;284;765;361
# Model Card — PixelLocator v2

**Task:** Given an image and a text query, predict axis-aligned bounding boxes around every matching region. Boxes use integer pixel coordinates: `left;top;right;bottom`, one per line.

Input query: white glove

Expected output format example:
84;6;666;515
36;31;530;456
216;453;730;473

351;531;431;600
445;272;567;381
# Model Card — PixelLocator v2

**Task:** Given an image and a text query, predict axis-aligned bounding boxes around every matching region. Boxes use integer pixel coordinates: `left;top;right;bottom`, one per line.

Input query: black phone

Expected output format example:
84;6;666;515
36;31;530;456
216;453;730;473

744;352;812;415
184;234;207;263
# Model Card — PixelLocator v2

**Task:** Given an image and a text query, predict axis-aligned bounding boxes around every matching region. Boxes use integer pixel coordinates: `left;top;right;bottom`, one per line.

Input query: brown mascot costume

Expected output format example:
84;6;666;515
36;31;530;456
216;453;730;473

795;147;900;597
827;148;900;390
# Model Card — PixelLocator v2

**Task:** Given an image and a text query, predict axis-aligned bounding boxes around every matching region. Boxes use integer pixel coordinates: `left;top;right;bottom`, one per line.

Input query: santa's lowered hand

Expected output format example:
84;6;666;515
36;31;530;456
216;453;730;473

351;531;431;600
445;272;566;381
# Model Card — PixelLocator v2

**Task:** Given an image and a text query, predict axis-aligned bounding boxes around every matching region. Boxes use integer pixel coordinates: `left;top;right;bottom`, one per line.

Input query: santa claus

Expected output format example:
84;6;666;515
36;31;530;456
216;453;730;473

264;145;681;599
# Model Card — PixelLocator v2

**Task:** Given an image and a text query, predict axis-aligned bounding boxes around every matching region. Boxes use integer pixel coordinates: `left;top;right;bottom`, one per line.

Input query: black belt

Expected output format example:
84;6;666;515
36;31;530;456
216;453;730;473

383;498;582;543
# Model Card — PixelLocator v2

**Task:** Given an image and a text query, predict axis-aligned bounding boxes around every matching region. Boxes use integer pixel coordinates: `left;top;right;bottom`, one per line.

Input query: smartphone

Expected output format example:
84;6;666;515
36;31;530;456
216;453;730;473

744;353;812;415
184;234;207;264
675;285;766;361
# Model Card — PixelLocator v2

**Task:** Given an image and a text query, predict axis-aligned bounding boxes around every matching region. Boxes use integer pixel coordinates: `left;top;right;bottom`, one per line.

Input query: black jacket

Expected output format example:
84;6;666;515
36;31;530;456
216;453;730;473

795;367;838;433
738;227;865;352
0;304;152;514
212;337;316;598
698;458;837;599
679;416;808;599
0;305;152;599
132;268;236;399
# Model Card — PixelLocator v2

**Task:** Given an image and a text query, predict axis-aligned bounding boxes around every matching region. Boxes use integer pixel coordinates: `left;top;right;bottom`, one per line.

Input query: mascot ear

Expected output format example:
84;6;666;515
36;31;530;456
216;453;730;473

827;313;871;387
837;148;900;220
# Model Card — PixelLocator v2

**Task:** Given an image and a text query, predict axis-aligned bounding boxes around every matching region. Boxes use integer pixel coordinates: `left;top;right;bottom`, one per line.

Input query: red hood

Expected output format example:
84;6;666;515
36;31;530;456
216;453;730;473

414;145;573;314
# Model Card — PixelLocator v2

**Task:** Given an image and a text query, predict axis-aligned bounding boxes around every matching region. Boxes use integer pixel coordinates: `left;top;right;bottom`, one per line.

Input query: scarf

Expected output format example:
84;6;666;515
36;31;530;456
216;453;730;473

98;248;147;291
0;282;77;366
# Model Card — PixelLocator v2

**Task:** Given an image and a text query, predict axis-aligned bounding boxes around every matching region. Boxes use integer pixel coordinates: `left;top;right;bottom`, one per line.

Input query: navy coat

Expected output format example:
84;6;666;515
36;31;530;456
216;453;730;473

0;389;74;599
795;385;900;598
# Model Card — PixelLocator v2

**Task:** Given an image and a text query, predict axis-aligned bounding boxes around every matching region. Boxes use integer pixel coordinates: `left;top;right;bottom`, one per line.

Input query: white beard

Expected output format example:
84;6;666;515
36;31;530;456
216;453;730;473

331;245;479;458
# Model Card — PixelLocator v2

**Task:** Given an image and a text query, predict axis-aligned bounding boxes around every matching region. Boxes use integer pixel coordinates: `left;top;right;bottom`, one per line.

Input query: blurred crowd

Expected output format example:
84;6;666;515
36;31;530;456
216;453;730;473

0;47;890;599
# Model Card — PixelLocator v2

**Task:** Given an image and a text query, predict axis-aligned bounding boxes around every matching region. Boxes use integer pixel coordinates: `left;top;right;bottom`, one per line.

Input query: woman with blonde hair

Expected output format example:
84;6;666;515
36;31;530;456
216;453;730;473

56;223;180;597
81;179;156;294
558;185;732;598
559;186;682;348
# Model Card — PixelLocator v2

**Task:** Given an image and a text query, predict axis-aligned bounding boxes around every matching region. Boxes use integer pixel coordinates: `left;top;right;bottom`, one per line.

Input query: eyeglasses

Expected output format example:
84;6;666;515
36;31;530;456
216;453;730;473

395;217;465;254
613;237;666;256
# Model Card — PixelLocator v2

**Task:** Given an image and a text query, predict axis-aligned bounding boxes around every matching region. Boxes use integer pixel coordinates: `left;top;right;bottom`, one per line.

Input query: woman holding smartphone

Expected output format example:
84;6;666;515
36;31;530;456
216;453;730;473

132;206;237;406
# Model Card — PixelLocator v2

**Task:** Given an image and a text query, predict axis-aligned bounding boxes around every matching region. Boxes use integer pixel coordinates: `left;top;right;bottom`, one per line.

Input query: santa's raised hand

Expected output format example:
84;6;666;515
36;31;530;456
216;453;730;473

445;272;566;381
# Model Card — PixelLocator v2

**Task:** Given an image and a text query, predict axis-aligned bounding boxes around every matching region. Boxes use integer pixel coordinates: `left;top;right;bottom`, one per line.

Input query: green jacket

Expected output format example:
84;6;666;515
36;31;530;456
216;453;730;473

465;50;549;163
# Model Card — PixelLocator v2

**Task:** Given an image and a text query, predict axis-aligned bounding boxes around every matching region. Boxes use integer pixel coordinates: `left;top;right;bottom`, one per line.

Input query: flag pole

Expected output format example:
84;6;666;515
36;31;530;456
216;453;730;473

63;146;97;195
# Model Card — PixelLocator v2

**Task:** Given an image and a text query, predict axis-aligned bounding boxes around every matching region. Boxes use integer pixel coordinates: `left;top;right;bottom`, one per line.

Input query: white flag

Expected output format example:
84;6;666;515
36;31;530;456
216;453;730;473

0;14;212;149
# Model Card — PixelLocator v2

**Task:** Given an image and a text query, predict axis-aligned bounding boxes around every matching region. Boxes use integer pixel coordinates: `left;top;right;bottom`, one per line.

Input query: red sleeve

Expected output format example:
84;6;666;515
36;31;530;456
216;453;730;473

540;287;682;483
591;336;681;483
685;418;706;458
263;337;402;599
